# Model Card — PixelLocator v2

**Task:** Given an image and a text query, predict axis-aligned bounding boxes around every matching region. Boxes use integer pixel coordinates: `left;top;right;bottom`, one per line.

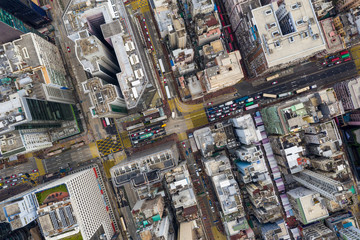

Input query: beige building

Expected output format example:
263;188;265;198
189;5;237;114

203;51;244;93
196;12;221;46
169;16;187;49
336;0;360;11
287;187;329;225
251;0;326;70
202;39;225;61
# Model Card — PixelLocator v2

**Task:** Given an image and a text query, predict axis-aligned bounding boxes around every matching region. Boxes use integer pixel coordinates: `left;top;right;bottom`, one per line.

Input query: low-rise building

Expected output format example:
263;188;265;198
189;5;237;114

287;187;329;225
110;142;179;188
302;222;337;240
164;163;198;222
231;114;261;145
320;18;344;53
171;48;195;75
260;220;290;240
196;12;221;46
339;226;360;240
202;39;225;62
325;212;358;234
188;0;214;19
193;127;215;157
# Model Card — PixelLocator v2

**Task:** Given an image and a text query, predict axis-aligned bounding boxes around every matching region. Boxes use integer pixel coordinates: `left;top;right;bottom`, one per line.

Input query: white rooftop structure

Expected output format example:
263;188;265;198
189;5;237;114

339;226;360;240
189;0;214;17
193;127;215;157
231;114;262;145
203;154;231;177
252;0;326;68
287;187;329;225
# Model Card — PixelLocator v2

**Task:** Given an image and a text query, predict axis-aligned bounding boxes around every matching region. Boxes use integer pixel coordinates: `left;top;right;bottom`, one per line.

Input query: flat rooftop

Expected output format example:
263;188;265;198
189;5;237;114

252;0;326;68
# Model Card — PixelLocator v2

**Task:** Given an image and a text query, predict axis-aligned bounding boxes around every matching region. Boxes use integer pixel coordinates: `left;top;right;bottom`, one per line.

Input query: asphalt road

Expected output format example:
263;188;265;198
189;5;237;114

0;158;37;179
43;146;94;173
234;61;358;97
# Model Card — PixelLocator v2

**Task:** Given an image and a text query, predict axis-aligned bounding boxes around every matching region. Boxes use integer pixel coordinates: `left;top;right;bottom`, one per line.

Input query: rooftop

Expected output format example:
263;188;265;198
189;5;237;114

193;127;214;157
252;0;326;68
203;153;231;176
231;114;260;145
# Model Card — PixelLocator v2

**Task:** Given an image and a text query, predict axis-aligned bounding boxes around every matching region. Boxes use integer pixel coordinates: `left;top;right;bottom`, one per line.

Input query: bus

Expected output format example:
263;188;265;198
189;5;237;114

165;85;171;99
245;103;259;111
234;96;249;103
331;57;340;62
245;102;254;107
228;42;233;51
266;74;279;81
230;34;234;42
340;50;349;55
341;53;350;59
126;122;144;131
105;118;110;126
296;86;310;94
263;93;277;98
120;217;127;232
159;59;165;73
139;132;153;140
278;92;292;98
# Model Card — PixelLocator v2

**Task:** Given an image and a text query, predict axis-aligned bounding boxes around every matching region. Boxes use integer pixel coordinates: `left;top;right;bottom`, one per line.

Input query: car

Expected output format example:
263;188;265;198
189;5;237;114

147;38;151;42
146;128;152;132
231;104;237;107
207;102;213;105
155;130;160;133
0;178;3;181
131;133;137;137
216;113;221;116
18;173;23;177
12;179;18;182
11;182;16;186
11;174;16;178
32;169;38;173
5;180;11;184
335;61;341;65
5;176;10;180
2;185;7;189
210;115;215;118
231;108;236;111
327;63;334;67
328;55;336;60
163;78;167;84
234;93;239;97
144;25;147;29
143;19;145;22
216;109;222;113
25;173;30;178
255;95;261;99
67;47;71;53
272;81;278;85
218;104;225;108
226;113;231;116
209;118;215;121
182;142;186;148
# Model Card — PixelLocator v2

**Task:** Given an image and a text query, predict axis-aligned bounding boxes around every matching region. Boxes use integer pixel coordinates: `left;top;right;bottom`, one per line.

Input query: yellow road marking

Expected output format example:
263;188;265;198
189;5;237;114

35;157;46;176
177;132;187;141
89;142;100;158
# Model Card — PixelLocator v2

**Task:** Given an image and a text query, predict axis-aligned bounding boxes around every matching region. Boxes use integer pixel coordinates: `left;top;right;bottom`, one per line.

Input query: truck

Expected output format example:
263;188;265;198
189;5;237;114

225;101;233;106
165;85;171;99
171;111;176;119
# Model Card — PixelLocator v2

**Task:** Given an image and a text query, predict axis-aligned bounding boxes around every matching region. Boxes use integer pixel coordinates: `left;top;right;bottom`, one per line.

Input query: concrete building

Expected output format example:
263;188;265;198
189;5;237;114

169;16;187;49
334;77;360;111
82;77;127;118
287;187;329;225
336;0;360;12
333;12;360;48
188;0;214;18
339;226;360;240
320;18;344;53
110;142;179;188
231;114;261;145
203;153;248;237
293;169;351;205
164;163;198;222
171;48;195;75
302;222;337;240
313;0;334;19
325;212;358;234
196;12;221;46
131;196;173;240
202;51;244;93
193;127;215;157
260;220;290;240
251;0;326;73
33;168;116;240
75;32;120;83
151;0;178;39
0;192;37;231
4;33;70;88
202;39;225;62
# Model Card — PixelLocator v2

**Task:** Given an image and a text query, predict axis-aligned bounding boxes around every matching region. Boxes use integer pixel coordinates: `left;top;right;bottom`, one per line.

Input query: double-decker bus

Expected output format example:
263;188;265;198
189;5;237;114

245;104;259;111
263;93;277;98
165;85;171;99
296;86;310;94
266;74;280;81
340;50;349;55
139;132;153;140
245;102;254;107
331;57;340;62
278;92;292;98
159;59;165;73
341;53;350;59
234;96;249;103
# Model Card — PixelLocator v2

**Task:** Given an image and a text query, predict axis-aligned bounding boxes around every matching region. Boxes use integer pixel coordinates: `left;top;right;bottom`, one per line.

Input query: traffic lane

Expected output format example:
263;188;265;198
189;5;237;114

0;159;37;180
43;146;93;173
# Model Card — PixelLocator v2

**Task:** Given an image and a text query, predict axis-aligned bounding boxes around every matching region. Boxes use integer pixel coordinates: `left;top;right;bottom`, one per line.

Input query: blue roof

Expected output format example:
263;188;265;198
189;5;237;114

236;161;251;174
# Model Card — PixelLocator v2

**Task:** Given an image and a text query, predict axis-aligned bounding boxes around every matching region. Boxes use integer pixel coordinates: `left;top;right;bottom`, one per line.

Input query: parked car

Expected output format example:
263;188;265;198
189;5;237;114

11;174;16;178
207;102;213;105
32;169;38;173
11;182;16;186
272;81;278;85
66;46;71;53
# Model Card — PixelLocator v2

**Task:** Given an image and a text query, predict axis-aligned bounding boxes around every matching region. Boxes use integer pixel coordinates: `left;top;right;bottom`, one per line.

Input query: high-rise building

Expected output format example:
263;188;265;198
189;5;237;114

75;32;120;83
82;77;127;118
33;168;116;240
336;0;360;11
334;77;360;111
4;33;71;88
0;0;51;28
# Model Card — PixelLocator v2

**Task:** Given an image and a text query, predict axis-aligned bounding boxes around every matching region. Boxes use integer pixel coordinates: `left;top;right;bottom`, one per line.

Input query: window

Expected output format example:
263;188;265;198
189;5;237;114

265;9;272;15
22;48;29;58
296;19;304;26
272;31;280;37
291;4;300;10
289;36;295;43
302;31;309;38
270;22;276;28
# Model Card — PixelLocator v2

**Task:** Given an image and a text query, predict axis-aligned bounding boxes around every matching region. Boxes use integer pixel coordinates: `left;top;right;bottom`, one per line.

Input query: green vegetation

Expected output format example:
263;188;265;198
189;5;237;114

35;184;68;205
61;232;83;240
